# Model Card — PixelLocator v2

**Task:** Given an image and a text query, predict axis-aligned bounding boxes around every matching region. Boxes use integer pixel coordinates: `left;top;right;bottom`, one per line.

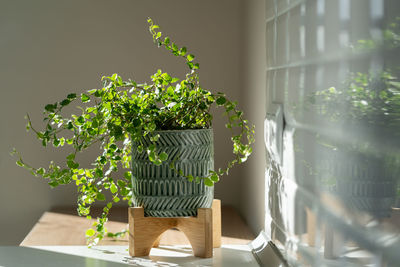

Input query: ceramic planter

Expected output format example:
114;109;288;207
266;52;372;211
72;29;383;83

131;128;214;217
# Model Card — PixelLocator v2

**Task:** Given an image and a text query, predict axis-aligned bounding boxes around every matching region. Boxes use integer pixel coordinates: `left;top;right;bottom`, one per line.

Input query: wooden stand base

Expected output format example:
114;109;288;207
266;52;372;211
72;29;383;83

128;199;221;258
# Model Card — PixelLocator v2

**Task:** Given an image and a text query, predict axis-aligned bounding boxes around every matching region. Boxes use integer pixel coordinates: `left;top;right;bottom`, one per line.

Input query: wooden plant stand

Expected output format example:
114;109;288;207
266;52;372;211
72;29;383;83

128;199;221;258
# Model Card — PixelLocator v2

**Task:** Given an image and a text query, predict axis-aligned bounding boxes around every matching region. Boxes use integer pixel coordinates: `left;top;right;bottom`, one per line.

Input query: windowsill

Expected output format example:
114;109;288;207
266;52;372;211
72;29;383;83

20;206;255;246
1;245;259;266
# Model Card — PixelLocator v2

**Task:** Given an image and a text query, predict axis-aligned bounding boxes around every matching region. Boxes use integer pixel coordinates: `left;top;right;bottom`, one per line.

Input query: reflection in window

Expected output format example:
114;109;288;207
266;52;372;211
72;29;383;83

264;0;400;266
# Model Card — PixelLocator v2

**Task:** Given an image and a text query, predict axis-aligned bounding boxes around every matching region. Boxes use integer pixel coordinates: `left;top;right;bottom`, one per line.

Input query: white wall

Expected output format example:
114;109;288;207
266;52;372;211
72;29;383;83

0;0;245;245
238;0;266;235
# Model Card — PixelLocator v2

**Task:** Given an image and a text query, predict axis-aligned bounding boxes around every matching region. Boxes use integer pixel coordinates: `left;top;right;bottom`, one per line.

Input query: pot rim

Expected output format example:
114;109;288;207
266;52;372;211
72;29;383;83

150;128;213;134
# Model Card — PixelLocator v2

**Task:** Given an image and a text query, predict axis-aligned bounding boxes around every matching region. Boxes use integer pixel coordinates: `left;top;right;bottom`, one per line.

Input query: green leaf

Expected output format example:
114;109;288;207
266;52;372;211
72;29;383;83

107;230;127;238
66;121;74;130
95;168;103;178
60;99;71;106
169;162;175;169
186;62;194;69
210;173;219;182
77;116;85;124
164;37;170;45
187;54;195;62
94;90;102;97
216;96;226;105
110;183;118;194
117;180;126;188
180;47;187;55
86;229;95;237
124;171;132;180
388;81;400;88
81;94;90;103
167;87;174;95
159;152;168;161
109;144;117;151
379;90;388;99
67;160;79;169
161;73;172;82
97;193;106;201
36;168;45;176
132;119;141;127
44;104;56;112
53;138;60;147
204;177;214;187
120;188;129;196
59;137;65;146
87;89;97;95
48;181;59;188
99;156;107;165
67;93;77;99
148;151;156;162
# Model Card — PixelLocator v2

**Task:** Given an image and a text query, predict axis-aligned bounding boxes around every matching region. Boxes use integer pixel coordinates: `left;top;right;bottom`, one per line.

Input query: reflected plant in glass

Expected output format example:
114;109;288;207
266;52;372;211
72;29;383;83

305;17;400;218
308;71;400;128
310;75;400;213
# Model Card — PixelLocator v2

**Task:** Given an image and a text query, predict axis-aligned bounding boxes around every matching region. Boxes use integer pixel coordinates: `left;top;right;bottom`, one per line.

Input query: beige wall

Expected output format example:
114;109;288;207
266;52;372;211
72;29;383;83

0;0;266;245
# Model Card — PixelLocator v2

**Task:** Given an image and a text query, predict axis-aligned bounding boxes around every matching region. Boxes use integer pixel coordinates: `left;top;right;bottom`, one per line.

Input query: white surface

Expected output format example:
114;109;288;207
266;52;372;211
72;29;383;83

0;245;259;267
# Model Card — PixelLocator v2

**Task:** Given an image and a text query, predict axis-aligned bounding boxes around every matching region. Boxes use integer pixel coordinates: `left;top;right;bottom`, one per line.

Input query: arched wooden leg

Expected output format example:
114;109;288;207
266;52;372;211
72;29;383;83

128;207;174;257
178;208;213;258
212;199;221;248
152;235;161;248
128;199;221;258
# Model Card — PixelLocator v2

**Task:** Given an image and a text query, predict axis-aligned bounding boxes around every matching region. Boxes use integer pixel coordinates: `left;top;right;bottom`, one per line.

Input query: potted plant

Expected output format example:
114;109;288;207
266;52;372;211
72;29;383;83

12;18;255;245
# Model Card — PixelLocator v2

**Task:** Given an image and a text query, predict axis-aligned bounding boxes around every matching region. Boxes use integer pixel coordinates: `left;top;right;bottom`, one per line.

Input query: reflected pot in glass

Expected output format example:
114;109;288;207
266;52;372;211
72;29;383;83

332;149;399;218
131;129;214;217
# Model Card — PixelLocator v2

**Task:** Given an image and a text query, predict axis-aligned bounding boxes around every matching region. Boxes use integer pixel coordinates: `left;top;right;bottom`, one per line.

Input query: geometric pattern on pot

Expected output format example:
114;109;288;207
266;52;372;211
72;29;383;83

132;129;214;217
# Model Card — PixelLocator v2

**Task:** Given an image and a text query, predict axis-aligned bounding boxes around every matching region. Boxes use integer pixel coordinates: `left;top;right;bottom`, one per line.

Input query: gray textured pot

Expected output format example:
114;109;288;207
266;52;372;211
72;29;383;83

131;128;214;217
